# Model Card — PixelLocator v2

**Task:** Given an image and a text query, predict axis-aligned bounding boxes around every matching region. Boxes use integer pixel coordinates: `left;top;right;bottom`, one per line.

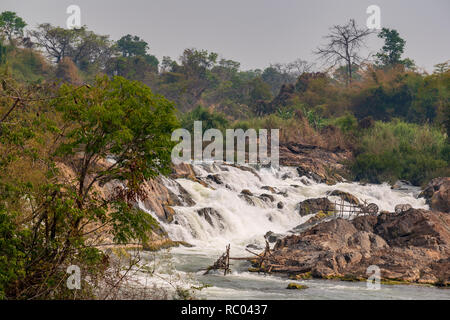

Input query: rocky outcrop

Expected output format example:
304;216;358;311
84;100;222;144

197;207;224;229
391;180;414;190
326;190;360;205
269;209;450;286
419;177;450;213
265;231;284;243
279;142;350;185
206;174;223;185
394;204;412;213
297;197;335;216
140;177;195;222
259;193;275;203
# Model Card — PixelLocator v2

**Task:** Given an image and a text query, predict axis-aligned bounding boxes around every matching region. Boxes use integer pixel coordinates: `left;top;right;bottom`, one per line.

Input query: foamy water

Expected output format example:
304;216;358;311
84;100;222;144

134;163;449;300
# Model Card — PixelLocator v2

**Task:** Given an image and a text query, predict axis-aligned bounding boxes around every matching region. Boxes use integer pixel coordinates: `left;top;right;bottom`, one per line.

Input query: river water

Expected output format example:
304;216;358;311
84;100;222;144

137;163;449;300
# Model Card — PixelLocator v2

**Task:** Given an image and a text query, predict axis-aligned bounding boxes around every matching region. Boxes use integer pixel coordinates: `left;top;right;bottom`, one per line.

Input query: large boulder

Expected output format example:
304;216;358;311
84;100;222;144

140;177;195;222
326;190;360;205
265;231;284;243
279;141;350;185
206;174;223;185
391;180;414;190
297;197;335;216
419;177;450;213
197;207;224;229
269;209;450;285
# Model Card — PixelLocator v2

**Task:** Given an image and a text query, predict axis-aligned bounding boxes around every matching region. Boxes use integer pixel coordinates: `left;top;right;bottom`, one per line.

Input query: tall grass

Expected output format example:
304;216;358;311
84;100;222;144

351;120;449;185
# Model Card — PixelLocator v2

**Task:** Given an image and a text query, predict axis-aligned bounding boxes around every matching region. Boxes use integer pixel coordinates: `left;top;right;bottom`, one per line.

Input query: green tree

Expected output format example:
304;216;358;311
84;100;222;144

375;28;412;68
180;106;229;133
248;77;272;105
0;39;6;64
107;35;159;80
55;75;179;194
0;11;26;42
117;34;148;57
0;75;179;299
434;61;449;74
30;24;115;70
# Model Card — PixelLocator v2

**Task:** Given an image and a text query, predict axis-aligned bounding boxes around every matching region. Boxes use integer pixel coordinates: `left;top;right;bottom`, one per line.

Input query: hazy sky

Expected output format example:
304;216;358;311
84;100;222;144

1;0;449;72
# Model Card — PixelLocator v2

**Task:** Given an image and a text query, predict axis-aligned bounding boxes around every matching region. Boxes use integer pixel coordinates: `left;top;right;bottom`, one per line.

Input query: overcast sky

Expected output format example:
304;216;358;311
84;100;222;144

1;0;449;72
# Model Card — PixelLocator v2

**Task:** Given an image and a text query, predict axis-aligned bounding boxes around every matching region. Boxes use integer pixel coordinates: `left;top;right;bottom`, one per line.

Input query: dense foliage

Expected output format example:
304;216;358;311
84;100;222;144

0;74;178;299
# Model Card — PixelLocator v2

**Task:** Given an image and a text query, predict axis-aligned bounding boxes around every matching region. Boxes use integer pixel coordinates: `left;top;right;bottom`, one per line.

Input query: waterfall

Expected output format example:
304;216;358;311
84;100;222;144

139;163;428;254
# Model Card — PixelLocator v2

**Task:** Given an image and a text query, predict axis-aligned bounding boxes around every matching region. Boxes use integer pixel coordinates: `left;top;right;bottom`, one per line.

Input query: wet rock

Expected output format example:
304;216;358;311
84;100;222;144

286;283;308;290
277;201;284;209
259;193;275;202
279;142;350;185
246;243;263;250
297;198;335;216
162;205;176;223
296;167;324;183
304;210;334;224
239;194;255;206
177;183;196;206
394;203;412;214
265;231;284;243
197;207;224;228
140;177;195;222
171;163;196;180
299;178;311;186
226;163;262;181
206;174;223;185
261;186;277;193
218;164;230;171
326;190;360;205
419;177;450;213
270;209;450;285
281;172;293;180
277;191;288;198
391;180;413;190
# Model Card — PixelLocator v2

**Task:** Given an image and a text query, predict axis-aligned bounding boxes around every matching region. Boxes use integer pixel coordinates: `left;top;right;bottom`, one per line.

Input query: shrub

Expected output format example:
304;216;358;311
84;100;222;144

180;106;229;133
351;120;448;185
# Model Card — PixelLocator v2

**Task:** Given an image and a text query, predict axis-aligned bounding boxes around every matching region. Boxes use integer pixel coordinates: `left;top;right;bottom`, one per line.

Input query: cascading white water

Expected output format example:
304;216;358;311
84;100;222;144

140;163;428;255
133;163;449;300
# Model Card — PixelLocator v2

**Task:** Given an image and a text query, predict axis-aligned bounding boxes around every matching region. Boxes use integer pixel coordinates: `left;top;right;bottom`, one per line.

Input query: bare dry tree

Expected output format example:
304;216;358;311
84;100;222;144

315;19;374;85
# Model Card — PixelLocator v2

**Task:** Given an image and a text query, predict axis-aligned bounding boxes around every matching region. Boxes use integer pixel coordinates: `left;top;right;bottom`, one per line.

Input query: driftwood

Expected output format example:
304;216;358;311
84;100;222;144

203;244;231;275
203;241;278;276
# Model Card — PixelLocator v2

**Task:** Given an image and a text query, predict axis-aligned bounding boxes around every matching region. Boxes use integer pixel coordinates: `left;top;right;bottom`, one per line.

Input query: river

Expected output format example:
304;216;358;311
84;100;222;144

136;163;449;300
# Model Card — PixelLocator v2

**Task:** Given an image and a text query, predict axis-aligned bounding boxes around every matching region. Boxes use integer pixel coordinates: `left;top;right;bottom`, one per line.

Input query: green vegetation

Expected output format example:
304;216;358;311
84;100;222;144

0;11;26;42
0;10;448;299
351;121;448;185
286;283;308;290
180;106;229;133
0;72;178;299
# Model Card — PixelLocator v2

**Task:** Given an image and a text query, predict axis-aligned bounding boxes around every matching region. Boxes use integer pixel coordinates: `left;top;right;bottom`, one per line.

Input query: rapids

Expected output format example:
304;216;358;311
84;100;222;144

135;163;449;300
